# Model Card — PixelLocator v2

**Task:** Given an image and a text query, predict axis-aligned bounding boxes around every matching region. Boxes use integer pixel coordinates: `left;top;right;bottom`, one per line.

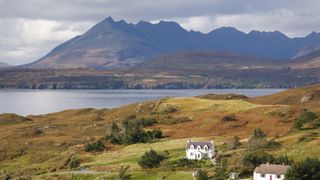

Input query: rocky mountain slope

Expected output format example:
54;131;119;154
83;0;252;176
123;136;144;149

290;49;320;69
26;17;320;69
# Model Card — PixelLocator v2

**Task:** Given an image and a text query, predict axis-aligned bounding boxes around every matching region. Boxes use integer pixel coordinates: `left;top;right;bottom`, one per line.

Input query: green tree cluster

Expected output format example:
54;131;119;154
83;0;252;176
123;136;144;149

106;120;162;145
84;140;104;152
293;110;319;129
286;158;320;180
138;149;165;168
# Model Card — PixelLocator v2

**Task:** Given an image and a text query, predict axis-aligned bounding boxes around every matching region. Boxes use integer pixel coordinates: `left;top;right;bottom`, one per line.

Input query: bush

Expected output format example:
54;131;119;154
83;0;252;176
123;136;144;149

221;114;238;121
196;169;209;180
138;149;165;168
135;118;157;127
69;157;80;169
286;158;320;180
293;110;318;129
243;151;274;167
214;158;228;180
151;129;163;139
33;129;43;135
163;106;178;113
106;122;122;144
243;151;292;172
229;136;241;150
252;128;267;139
84;140;104;152
118;166;131;180
106;119;163;145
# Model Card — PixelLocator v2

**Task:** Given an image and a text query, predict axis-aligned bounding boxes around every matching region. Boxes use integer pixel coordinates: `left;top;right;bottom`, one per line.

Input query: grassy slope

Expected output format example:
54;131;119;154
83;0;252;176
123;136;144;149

251;84;320;109
0;88;320;178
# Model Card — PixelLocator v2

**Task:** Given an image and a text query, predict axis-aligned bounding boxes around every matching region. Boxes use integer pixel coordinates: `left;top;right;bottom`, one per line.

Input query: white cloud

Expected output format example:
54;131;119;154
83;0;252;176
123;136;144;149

0;18;94;65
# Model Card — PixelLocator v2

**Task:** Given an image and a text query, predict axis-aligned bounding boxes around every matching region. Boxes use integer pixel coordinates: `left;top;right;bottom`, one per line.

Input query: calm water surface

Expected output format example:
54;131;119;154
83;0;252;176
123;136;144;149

0;89;284;116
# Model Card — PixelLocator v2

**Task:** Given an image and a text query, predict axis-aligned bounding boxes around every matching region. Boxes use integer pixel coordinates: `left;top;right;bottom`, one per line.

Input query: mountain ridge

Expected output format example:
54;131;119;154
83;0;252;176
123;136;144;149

26;17;320;69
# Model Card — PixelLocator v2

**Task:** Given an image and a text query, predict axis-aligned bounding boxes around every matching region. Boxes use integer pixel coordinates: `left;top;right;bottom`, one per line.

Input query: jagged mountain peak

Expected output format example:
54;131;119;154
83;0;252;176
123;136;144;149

26;16;320;69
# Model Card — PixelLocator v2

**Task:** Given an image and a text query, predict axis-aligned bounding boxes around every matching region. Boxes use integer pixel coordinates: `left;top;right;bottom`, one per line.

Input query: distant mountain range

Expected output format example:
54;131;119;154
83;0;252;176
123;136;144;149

0;62;10;69
26;16;320;69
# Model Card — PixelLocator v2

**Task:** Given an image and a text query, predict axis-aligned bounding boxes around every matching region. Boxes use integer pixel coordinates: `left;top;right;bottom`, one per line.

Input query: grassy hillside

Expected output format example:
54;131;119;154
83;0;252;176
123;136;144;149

251;84;320;108
1;86;320;179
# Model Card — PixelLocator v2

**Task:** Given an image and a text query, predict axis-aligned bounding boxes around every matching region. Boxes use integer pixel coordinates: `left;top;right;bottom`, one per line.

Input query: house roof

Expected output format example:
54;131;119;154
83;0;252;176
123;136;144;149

187;141;213;149
254;164;290;175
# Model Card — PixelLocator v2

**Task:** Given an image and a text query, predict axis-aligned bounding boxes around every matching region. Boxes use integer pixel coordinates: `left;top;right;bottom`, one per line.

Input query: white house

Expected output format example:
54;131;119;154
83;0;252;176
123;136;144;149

253;163;290;180
185;139;215;160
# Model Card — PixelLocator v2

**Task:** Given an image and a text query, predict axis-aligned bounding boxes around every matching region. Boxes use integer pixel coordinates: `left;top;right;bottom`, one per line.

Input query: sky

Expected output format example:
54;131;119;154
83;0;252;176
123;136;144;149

0;0;320;65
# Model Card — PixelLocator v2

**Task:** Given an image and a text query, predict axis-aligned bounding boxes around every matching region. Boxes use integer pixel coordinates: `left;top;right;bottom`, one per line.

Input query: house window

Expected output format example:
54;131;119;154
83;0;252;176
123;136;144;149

190;153;194;156
197;146;201;150
190;145;194;149
204;146;208;150
277;175;281;179
261;174;265;178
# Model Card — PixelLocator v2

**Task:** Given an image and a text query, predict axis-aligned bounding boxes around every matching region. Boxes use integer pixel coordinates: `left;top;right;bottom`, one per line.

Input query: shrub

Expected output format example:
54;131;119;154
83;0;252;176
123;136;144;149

229;136;241;150
196;169;209;180
105;122;122;144
286;158;320;180
106;119;163;145
252;128;267;139
151;129;163;139
138;149;165;168
118;166;131;180
163;106;178;113
243;151;274;167
293;110;318;129
243;151;291;172
135;118;157;127
69;157;80;169
221;114;237;121
214;158;228;180
84;140;104;152
33;129;43;135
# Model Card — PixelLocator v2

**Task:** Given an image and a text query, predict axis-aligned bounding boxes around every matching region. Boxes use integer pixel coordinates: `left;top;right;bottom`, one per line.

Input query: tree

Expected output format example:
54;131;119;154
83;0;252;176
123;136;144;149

196;169;209;180
243;151;274;167
69;157;80;169
151;129;163;139
273;155;292;165
293;110;318;129
84;140;104;152
252;128;267;139
214;158;228;180
229;136;241;150
106;122;122;144
138;149;165;168
118;166;131;180
286;158;320;180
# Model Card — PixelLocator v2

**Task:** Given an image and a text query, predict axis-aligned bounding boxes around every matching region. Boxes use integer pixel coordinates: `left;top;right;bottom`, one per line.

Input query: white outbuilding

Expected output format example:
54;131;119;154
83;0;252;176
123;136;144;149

253;163;290;180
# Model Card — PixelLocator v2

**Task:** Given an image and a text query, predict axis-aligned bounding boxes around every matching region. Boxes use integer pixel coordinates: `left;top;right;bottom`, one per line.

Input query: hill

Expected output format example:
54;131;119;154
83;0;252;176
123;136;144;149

26;17;320;69
1;86;320;179
130;51;282;73
0;62;10;69
1;51;319;89
251;84;320;108
290;49;320;69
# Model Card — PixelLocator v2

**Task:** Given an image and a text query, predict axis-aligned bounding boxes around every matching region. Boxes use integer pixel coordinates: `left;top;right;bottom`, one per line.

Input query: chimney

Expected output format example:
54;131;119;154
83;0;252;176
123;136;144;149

188;139;191;143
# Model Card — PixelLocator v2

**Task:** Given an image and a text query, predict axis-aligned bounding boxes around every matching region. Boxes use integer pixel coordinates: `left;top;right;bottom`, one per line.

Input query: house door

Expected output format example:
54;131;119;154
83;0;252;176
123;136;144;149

270;175;272;180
